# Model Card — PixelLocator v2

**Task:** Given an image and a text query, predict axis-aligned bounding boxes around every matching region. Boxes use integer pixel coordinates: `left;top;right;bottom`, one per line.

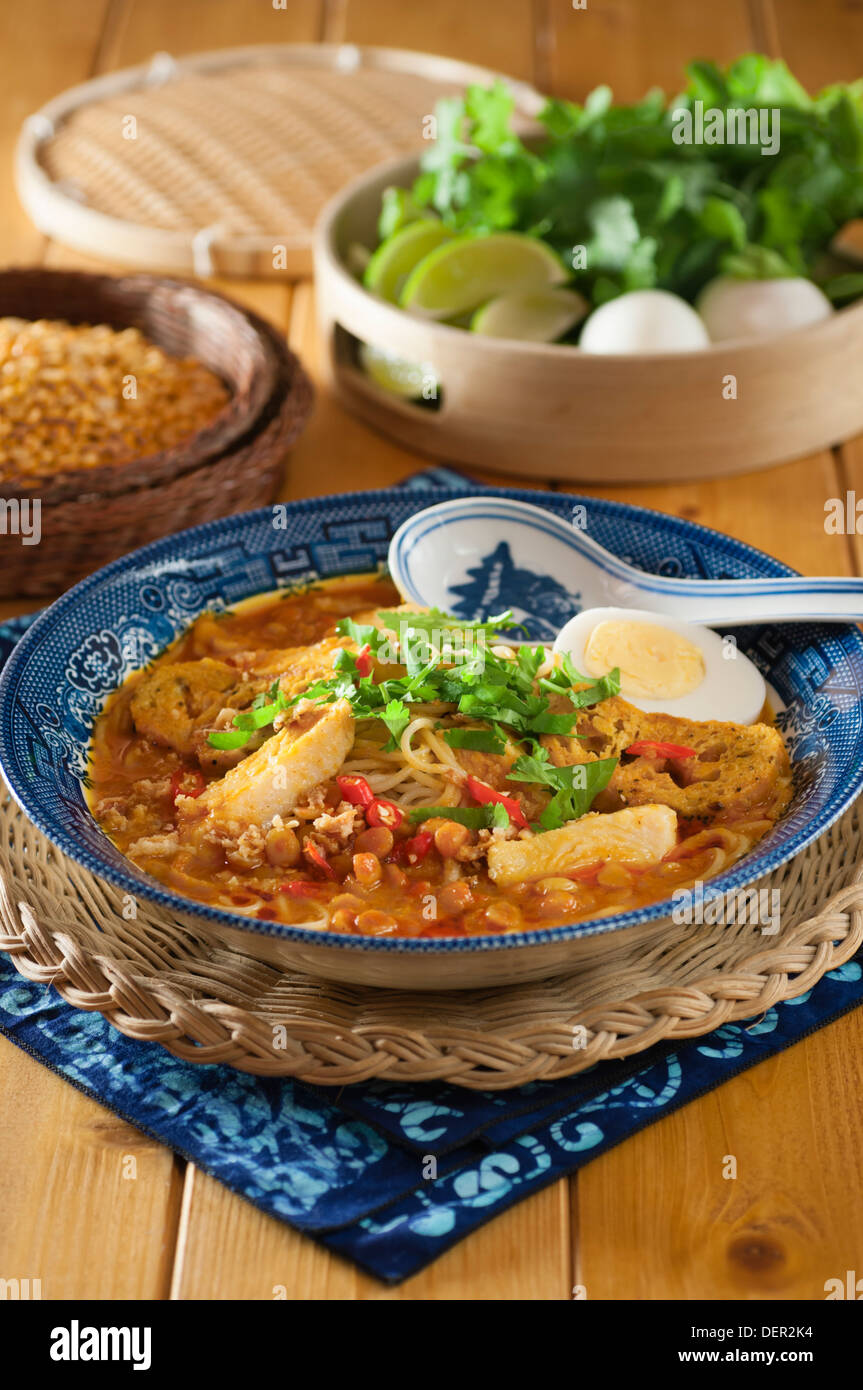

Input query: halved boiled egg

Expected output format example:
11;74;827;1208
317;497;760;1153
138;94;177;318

553;607;767;725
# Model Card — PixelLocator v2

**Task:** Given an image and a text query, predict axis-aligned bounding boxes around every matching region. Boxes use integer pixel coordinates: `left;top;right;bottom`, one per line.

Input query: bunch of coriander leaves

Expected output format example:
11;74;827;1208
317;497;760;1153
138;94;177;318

208;608;621;833
396;54;863;312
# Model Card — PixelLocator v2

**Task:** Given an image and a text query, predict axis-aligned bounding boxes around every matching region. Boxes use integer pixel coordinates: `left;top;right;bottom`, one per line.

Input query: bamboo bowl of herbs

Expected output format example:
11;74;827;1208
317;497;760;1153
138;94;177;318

314;55;863;484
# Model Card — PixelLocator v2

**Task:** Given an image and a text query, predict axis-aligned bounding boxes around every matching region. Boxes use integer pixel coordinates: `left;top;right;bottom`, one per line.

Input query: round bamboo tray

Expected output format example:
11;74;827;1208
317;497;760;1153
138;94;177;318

0;269;313;596
1;786;860;1089
15;45;542;279
314;153;863;484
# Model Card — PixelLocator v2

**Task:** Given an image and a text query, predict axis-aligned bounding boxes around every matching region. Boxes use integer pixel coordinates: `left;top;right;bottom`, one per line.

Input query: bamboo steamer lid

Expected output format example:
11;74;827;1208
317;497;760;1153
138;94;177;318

16;44;543;279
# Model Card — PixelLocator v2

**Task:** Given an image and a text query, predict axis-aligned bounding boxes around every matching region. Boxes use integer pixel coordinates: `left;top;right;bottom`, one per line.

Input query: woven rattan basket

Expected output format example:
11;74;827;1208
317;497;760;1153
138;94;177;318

0;269;313;596
0;268;283;500
1;788;860;1090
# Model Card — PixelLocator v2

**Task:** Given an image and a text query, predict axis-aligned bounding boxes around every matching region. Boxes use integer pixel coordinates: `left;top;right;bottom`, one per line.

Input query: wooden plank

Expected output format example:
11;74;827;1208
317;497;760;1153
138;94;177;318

0;1034;183;1298
582;450;854;574
104;0;322;63
171;1162;570;1300
282;279;425;498
764;0;863;572
546;0;859;1303
576;1008;863;1299
284;284;560;498
0;597;48;623
331;0;538;81
0;0;111;264
0;0;300;1302
836;436;863;576
0;0;186;1304
762;0;863;89
569;451;856;1300
543;0;753;102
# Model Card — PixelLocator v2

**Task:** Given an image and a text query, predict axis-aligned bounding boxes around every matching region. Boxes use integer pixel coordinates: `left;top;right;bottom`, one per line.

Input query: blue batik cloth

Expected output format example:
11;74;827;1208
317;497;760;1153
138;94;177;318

2;471;862;1282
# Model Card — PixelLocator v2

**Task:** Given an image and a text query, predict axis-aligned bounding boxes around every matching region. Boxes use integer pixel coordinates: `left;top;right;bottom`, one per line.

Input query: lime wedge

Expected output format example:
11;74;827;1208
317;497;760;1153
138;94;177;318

400;233;568;319
358;342;438;401
471;287;589;341
363;220;453;304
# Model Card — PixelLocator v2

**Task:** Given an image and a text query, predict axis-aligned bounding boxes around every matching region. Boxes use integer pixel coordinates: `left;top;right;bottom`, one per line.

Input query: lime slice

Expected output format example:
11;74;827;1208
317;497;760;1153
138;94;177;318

400;233;568;319
358;342;438;401
471;287;589;341
363;220;453;304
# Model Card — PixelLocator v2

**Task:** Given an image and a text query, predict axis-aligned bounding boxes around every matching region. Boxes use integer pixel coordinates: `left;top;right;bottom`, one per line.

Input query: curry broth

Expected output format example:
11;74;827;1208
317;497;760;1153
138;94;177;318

88;575;788;938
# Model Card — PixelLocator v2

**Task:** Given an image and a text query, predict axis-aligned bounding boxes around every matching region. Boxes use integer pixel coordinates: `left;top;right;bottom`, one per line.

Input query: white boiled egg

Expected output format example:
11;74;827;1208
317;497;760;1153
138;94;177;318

553;607;766;725
696;275;832;343
579;289;710;354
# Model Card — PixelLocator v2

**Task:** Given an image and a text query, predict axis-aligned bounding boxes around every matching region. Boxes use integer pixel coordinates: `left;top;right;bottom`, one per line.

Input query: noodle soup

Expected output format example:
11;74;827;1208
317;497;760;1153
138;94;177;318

89;574;791;938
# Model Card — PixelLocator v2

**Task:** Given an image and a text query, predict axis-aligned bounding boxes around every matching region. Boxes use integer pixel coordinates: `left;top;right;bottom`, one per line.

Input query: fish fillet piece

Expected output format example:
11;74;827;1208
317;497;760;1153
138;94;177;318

187;699;354;833
487;803;678;886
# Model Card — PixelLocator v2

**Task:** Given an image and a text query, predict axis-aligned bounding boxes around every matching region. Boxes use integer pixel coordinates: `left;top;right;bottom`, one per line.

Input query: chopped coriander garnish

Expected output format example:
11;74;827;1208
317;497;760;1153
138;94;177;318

381;698;411;749
207;605;620;820
540;652;621;707
442;727;507;754
375;607;522;637
400;62;863;315
508;748;618;830
335;617;388;654
568;670;621;708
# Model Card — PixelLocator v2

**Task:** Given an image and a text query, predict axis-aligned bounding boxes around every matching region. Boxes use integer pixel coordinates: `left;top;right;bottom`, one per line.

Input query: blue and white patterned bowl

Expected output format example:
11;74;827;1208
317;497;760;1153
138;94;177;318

1;484;862;990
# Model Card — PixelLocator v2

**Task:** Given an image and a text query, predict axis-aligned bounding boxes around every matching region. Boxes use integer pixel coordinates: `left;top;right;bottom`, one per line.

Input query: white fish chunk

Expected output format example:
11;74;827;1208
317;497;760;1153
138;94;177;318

187;698;354;832
487;803;678;886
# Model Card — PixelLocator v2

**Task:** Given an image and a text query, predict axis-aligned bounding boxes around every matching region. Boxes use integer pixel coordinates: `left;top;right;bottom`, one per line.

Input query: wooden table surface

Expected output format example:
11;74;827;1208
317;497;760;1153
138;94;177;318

2;0;863;1302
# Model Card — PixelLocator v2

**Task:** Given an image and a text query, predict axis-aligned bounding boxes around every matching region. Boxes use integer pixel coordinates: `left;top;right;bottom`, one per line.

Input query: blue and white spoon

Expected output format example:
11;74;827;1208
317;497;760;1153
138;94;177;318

389;496;863;627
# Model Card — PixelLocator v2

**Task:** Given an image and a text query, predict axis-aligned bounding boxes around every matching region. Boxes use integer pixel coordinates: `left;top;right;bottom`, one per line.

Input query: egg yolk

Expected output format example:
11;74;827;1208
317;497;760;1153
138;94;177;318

583;620;705;700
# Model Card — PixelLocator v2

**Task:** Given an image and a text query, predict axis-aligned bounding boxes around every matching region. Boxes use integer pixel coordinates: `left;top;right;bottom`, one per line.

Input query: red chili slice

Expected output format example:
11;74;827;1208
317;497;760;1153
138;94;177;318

279;880;327;897
303;843;337;880
624;740;698;759
367;798;404;830
465;775;529;829
355;643;373;678
170;768;206;802
392;831;434;866
337;774;375;808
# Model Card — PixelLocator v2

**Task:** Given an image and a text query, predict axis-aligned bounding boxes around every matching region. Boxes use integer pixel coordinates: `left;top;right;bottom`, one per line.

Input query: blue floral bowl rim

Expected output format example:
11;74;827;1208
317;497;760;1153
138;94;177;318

1;482;862;957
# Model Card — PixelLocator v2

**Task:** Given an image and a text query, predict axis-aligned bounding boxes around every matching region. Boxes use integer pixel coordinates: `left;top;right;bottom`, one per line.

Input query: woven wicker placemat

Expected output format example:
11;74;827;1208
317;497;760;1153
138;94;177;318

16;44;542;278
1;788;861;1090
